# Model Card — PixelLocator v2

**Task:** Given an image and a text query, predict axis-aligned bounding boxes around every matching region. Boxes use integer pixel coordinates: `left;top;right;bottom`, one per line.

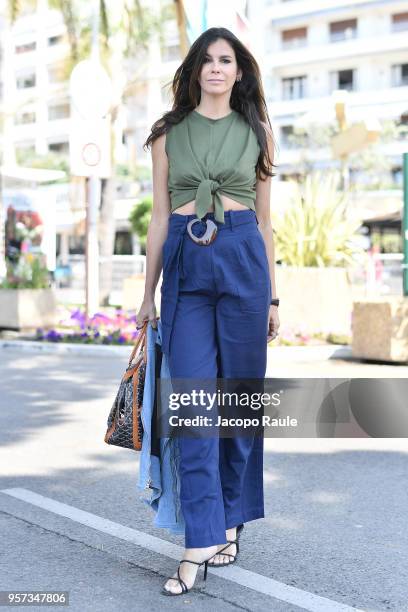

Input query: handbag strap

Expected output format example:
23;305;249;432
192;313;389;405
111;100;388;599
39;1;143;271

128;316;162;366
128;320;148;366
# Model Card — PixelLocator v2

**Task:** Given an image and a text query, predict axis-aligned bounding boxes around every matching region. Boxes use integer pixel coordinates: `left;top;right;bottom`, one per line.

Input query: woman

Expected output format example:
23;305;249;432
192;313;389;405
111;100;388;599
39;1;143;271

138;27;280;596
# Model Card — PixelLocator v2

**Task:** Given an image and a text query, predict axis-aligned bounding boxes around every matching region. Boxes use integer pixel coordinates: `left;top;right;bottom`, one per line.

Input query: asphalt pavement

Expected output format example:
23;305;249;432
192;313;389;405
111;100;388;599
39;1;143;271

0;343;407;612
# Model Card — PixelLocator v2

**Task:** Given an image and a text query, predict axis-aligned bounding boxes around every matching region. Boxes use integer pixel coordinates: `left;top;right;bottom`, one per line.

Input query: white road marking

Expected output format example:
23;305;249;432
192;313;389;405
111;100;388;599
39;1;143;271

1;488;363;612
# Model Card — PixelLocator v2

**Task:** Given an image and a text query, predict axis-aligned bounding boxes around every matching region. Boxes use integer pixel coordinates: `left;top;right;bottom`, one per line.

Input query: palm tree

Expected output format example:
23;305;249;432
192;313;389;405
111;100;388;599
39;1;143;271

273;171;365;267
4;0;170;301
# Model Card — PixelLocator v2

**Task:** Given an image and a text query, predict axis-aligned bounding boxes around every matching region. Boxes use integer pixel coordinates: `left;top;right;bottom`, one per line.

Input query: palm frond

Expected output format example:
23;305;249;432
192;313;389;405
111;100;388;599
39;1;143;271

273;171;365;267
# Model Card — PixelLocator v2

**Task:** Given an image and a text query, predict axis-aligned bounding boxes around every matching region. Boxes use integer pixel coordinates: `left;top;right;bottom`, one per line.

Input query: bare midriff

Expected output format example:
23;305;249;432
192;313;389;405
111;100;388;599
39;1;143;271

171;194;249;216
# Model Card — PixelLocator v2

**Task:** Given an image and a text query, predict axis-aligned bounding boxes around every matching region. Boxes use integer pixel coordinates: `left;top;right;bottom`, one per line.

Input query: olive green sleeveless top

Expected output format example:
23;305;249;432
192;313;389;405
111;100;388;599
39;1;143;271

165;109;261;224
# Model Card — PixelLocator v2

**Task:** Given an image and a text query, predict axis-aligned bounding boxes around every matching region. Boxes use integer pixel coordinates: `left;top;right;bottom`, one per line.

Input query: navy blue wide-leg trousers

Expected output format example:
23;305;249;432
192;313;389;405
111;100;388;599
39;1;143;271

160;209;271;548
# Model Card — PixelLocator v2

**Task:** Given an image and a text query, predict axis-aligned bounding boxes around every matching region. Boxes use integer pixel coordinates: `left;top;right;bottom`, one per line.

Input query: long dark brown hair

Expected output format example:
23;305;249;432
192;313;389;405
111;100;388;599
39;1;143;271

143;27;277;180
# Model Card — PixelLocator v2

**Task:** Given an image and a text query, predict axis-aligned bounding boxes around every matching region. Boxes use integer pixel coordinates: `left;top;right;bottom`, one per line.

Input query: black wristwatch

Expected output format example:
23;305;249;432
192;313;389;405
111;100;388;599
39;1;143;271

270;298;280;307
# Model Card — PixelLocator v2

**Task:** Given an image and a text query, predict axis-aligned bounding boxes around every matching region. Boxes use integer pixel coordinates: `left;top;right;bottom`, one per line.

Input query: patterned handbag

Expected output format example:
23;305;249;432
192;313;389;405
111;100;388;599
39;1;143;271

104;320;149;451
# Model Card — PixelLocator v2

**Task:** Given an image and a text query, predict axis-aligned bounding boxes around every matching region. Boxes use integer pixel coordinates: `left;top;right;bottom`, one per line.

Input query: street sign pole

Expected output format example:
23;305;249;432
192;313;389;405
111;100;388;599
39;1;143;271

69;0;111;318
0;170;6;281
403;152;408;296
86;0;101;318
86;175;101;317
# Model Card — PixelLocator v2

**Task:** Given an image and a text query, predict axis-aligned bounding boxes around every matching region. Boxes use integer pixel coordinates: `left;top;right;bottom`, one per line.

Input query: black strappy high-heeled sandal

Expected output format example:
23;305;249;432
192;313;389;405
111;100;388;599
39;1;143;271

207;523;244;567
162;555;212;596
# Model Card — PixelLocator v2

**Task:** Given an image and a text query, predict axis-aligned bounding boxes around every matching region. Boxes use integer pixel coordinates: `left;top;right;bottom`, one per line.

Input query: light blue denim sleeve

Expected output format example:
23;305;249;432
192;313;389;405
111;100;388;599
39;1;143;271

137;320;185;536
137;323;161;498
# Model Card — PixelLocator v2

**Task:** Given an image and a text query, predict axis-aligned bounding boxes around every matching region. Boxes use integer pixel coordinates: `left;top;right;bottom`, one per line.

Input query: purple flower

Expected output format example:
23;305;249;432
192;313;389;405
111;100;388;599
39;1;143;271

46;329;61;342
70;308;83;321
70;308;88;329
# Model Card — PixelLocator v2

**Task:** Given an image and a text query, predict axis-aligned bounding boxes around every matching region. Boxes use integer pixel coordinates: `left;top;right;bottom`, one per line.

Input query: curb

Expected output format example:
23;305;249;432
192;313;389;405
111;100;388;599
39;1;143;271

269;344;352;361
0;339;131;357
0;338;352;361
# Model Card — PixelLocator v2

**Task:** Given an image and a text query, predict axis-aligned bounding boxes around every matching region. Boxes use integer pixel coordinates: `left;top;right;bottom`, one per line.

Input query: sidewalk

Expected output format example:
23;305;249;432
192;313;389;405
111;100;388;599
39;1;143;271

1;336;407;378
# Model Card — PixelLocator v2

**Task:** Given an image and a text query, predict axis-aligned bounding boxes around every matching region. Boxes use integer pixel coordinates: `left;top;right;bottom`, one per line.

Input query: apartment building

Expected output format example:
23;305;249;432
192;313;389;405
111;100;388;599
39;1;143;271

0;0;181;264
3;1;407;189
0;5;71;163
250;0;408;185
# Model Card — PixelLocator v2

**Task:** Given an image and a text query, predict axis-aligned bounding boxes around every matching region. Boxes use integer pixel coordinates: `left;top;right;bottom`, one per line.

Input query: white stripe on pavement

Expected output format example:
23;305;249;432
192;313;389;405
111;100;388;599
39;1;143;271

1;488;363;612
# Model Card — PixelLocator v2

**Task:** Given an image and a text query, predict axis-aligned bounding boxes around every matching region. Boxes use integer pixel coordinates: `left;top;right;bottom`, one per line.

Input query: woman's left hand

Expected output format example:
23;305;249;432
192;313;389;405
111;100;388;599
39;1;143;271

267;305;280;343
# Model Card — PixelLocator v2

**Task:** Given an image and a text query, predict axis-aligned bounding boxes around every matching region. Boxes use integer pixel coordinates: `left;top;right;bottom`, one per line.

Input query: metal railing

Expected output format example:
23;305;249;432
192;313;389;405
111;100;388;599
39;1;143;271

54;254;147;290
348;253;405;297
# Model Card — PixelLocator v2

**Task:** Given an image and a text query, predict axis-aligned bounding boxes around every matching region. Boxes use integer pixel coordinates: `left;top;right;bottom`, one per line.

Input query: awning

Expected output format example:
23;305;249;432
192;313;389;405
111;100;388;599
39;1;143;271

0;165;66;183
292;100;408;127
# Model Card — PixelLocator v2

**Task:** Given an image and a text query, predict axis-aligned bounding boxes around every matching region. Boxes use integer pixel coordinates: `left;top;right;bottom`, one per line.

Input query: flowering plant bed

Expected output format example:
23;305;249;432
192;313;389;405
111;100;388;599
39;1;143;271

270;324;350;347
0;306;349;347
34;306;142;345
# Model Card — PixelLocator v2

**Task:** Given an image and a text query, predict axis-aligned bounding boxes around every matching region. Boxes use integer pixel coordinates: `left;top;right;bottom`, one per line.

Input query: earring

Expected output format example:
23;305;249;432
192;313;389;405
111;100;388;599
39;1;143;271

236;76;241;82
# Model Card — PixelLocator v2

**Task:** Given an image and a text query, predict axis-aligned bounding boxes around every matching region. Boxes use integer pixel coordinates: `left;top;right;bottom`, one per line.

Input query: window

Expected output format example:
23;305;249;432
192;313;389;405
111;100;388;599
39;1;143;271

16;73;36;89
114;231;133;255
391;167;403;187
48;142;69;153
281;27;307;50
392;12;408;32
69;235;85;255
280;172;302;182
281;125;308;147
391;64;408;87
48;103;70;120
280;125;294;146
330;69;355;91
14;111;36;125
15;41;36;54
48;34;64;46
329;18;357;42
282;76;307;100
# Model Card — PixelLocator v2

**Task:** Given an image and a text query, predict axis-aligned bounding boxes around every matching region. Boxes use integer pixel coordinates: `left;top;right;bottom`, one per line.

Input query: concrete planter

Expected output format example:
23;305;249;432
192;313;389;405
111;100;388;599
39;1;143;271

122;266;357;337
273;265;355;336
122;274;161;312
0;288;59;330
352;297;408;363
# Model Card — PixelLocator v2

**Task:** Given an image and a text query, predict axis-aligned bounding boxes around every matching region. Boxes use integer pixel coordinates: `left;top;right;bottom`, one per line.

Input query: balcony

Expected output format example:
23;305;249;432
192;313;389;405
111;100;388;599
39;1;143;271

265;30;408;68
265;0;391;24
268;85;408;120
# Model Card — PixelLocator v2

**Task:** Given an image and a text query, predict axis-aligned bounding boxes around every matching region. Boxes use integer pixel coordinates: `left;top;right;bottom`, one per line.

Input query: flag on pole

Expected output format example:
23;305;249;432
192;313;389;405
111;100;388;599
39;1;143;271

183;0;208;44
178;0;253;52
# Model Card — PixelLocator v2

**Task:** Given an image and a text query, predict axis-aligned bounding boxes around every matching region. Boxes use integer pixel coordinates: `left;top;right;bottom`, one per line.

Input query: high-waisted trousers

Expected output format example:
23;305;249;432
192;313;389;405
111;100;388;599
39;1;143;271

160;208;271;548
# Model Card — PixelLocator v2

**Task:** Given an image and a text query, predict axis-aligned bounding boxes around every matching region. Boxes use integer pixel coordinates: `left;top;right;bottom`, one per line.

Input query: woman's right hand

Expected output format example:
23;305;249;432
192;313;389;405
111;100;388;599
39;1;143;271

136;297;157;330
